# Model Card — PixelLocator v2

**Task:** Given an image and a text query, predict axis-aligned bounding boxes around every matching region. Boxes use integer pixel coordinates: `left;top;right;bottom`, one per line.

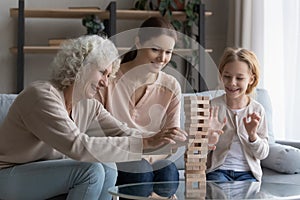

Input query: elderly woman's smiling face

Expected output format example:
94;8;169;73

84;65;112;99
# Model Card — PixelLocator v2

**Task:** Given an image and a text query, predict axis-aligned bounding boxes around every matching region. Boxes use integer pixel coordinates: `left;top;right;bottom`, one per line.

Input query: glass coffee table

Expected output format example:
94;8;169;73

108;181;300;199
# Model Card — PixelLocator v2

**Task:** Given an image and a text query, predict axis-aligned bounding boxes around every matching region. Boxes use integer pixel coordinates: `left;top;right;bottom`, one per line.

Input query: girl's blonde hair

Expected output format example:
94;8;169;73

218;47;260;94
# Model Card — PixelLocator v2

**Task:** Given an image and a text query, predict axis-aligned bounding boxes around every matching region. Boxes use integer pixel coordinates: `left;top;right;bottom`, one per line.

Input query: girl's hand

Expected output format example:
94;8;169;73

209;106;226;130
207;129;224;150
208;106;226;150
243;112;260;142
142;127;187;150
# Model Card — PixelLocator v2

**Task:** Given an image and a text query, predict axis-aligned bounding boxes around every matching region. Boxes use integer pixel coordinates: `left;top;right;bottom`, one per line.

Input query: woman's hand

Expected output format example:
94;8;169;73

243;112;260;142
142;127;187;150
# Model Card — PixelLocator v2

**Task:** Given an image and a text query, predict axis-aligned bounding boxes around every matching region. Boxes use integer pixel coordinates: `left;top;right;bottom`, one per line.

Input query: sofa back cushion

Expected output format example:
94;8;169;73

0;94;17;125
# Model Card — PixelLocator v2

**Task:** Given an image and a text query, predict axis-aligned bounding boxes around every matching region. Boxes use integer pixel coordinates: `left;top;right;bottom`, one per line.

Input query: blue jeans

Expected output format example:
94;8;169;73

206;169;257;182
116;159;179;198
0;159;117;200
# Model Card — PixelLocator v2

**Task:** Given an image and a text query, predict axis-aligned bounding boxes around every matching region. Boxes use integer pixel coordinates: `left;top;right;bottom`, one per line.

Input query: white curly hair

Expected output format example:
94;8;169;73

51;35;120;90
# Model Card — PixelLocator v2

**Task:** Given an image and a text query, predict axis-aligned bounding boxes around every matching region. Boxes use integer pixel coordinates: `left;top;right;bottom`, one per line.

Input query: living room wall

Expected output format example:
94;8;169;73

0;0;228;93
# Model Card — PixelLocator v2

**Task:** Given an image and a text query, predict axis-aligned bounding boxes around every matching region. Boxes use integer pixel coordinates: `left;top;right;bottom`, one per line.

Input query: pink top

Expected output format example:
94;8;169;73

98;70;181;133
97;70;181;162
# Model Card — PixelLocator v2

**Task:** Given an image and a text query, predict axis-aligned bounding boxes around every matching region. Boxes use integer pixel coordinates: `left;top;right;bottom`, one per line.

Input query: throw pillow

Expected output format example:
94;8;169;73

261;143;300;174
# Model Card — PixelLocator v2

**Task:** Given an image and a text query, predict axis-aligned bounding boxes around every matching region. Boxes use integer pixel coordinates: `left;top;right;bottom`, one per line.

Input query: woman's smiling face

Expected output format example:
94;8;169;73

136;34;175;73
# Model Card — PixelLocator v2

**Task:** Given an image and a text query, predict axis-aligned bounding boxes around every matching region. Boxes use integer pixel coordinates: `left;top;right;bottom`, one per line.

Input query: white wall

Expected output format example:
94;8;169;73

0;0;228;93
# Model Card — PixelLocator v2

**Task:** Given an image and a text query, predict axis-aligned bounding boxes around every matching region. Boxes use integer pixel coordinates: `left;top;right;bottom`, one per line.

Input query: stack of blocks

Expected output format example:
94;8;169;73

184;95;210;199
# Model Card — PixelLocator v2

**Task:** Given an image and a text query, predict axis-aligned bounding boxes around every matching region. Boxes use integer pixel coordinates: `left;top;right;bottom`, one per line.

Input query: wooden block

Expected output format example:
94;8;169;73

188;141;208;147
185;153;207;158
185;118;209;124
186;143;208;150
184;95;210;100
185;123;209;129
184;105;210;111
185;126;207;132
185;165;207;171
184;111;210;117
185;188;206;193
194;134;208;139
186;149;208;155
188;138;207;143
185;180;206;188
186;147;208;153
186;194;206;200
185;130;208;136
185;168;206;174
185;152;207;158
185;126;210;132
186;144;208;149
186;173;206;179
186;179;206;184
184;153;207;159
186;144;206;150
186;165;207;171
184;105;210;110
183;99;210;104
184;103;210;109
185;193;206;200
185;189;206;199
185;158;207;164
184;123;209;128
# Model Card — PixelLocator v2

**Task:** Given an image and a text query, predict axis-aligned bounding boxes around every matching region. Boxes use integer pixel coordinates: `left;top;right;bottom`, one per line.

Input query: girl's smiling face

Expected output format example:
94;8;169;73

136;34;175;73
221;60;254;99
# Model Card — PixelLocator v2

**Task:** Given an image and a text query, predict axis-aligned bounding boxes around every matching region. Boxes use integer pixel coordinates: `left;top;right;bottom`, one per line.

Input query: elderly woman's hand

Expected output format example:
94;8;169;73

142;127;187;150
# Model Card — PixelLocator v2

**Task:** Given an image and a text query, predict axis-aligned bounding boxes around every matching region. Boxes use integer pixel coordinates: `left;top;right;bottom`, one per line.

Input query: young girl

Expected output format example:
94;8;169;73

206;47;269;182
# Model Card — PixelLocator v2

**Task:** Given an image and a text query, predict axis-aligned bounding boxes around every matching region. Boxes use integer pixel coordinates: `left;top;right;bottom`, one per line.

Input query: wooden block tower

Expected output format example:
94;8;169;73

183;95;210;199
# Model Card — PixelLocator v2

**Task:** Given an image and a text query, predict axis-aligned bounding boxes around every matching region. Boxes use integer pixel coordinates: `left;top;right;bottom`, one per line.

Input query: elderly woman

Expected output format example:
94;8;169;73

0;35;187;200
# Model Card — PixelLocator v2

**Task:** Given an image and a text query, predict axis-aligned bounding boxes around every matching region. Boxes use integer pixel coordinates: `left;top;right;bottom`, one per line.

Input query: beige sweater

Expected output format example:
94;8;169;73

0;81;143;169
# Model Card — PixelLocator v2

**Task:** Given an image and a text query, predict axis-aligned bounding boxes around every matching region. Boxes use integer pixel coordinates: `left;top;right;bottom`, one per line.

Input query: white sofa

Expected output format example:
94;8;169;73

1;89;300;190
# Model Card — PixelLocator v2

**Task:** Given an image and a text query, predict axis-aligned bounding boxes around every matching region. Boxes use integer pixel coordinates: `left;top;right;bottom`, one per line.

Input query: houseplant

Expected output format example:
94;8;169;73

134;0;200;36
82;14;105;35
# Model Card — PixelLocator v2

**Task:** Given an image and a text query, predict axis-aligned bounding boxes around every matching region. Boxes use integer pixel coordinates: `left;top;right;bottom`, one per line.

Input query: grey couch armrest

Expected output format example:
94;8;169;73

276;140;300;149
261;142;300;174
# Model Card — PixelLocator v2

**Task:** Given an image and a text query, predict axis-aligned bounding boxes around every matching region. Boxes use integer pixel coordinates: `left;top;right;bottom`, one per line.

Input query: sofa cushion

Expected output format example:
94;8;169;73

0;94;17;125
261;143;300;174
255;89;274;143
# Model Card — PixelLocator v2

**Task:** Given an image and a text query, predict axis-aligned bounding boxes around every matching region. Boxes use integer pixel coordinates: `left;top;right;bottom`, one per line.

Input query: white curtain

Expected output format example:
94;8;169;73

226;0;265;85
227;0;300;141
263;0;300;140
